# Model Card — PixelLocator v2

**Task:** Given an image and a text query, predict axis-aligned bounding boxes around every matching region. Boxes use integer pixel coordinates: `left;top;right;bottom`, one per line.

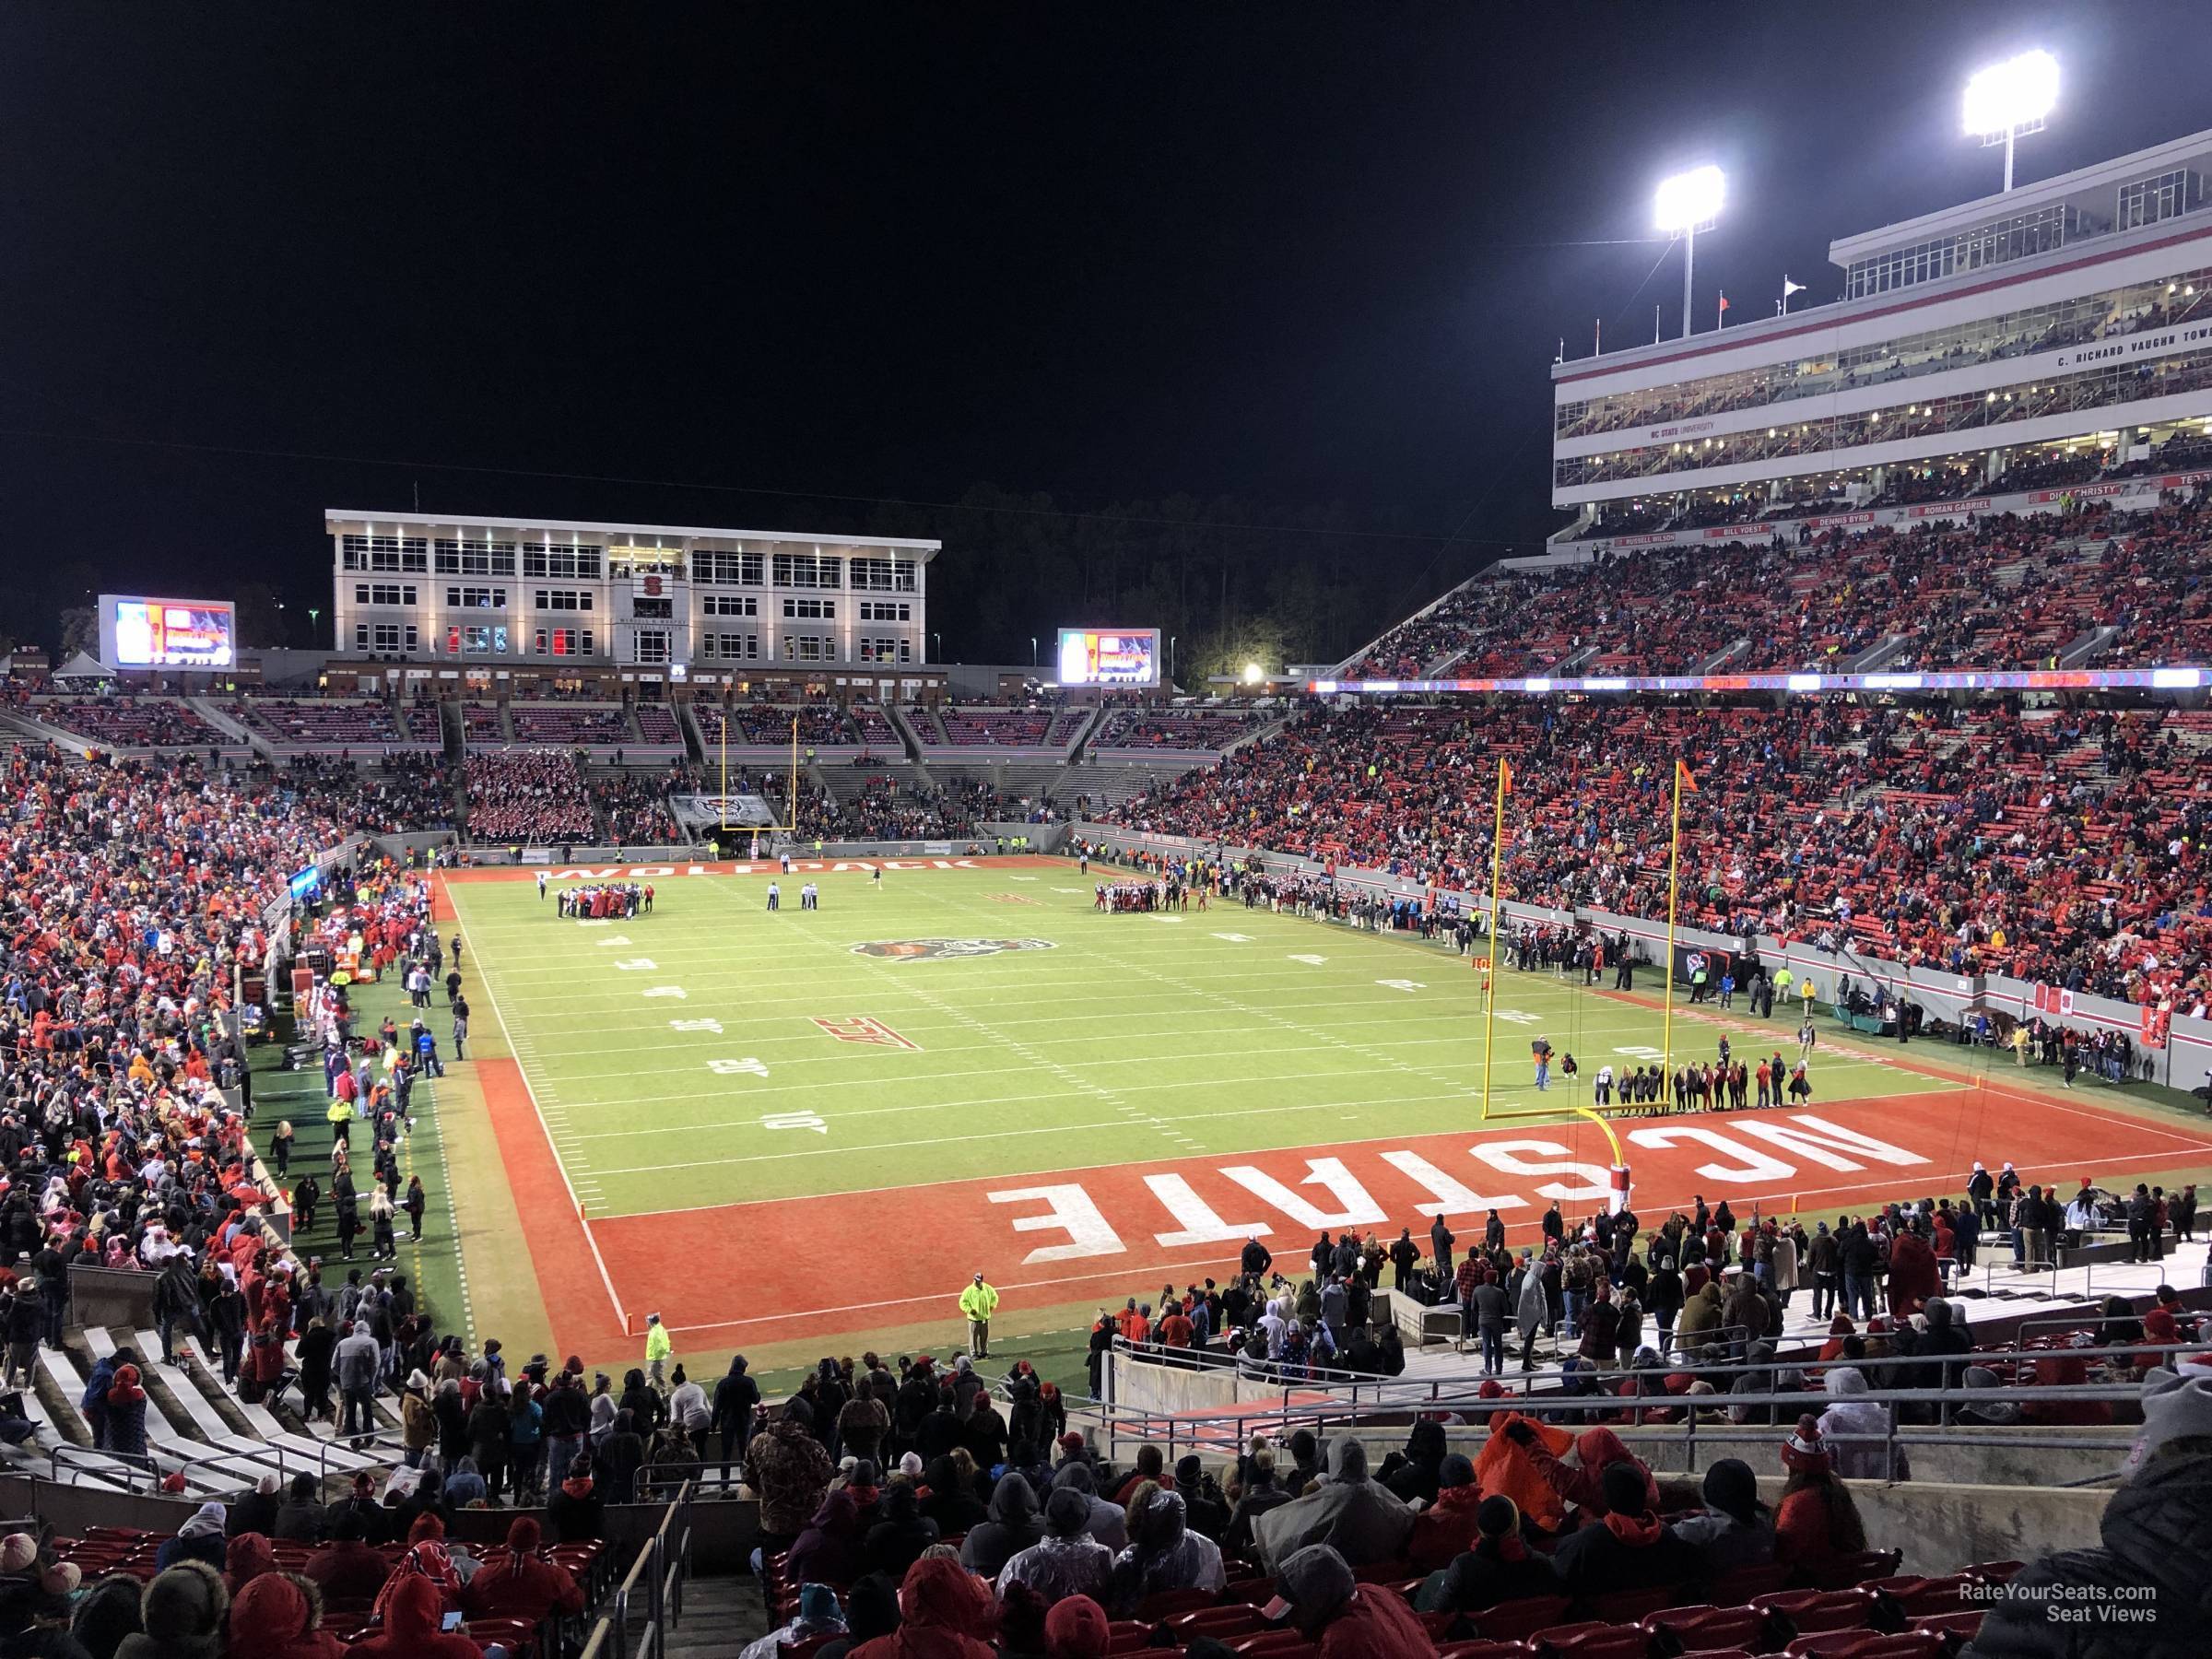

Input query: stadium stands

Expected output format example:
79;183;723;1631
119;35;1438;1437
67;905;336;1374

34;695;218;748
228;698;399;749
920;705;1087;747
509;702;632;747
698;700;853;747
465;749;594;841
1343;499;2212;678
632;701;683;745
1091;703;1273;752
1101;698;2212;1009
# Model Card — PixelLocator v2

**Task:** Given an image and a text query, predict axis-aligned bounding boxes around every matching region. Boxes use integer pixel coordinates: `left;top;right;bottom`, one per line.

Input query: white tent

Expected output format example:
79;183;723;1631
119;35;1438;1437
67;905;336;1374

53;652;110;683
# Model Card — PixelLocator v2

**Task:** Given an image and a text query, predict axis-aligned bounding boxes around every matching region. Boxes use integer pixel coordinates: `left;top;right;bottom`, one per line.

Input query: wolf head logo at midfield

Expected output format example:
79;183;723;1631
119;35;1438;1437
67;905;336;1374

852;938;1058;961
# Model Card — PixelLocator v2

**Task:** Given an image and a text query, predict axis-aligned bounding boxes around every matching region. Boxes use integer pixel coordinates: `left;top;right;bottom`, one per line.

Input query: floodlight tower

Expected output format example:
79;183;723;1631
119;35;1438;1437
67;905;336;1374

1654;166;1724;339
1964;50;2058;192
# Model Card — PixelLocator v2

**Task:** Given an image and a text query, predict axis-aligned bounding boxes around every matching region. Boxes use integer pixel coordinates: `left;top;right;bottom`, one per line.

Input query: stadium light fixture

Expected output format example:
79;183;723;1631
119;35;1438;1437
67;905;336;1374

1964;50;2057;192
1242;662;1265;686
1653;166;1724;338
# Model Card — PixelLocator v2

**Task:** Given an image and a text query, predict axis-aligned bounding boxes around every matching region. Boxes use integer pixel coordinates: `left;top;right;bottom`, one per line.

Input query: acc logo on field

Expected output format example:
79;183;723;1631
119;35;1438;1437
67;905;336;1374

852;938;1058;961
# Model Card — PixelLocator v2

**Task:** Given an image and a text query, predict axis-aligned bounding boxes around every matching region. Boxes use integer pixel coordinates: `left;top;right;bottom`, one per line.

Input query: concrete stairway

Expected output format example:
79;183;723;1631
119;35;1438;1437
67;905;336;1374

658;1571;768;1655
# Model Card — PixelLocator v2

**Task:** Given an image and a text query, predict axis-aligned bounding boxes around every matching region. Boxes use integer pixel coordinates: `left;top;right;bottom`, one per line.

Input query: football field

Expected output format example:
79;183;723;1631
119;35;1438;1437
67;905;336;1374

439;857;2212;1367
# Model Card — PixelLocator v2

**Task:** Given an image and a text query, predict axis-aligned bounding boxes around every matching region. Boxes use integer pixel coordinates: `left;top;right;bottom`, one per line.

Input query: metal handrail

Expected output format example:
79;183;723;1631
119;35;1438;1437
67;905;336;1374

1089;1335;2200;1467
579;1480;692;1659
47;1428;407;1493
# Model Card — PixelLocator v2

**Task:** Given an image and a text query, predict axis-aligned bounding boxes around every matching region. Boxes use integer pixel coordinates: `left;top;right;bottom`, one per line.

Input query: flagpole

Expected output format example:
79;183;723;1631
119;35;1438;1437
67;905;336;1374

1662;761;1686;1113
1481;756;1508;1119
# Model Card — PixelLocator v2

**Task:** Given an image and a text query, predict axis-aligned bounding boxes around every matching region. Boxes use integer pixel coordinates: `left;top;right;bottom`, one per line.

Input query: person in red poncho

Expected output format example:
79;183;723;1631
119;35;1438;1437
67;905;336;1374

850;1554;997;1658
1886;1227;1939;1320
459;1516;584;1623
342;1572;483;1659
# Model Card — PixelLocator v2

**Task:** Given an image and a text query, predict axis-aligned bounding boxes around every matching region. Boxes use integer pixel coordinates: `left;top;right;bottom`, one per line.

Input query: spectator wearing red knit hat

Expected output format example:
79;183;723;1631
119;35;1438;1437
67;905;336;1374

1773;1416;1865;1567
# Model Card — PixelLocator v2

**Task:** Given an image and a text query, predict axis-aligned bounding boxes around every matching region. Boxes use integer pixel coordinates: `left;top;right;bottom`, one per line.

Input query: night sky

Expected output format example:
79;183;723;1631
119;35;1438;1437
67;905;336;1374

3;4;2209;658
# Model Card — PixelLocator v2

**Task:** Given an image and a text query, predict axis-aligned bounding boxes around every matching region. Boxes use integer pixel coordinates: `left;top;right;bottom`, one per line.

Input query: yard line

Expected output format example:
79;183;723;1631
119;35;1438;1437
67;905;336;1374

451;908;634;1334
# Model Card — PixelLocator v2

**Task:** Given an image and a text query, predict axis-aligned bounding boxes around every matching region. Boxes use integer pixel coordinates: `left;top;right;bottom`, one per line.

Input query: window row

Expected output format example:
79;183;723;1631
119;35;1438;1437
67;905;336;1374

355;623;420;653
340;535;429;573
702;631;762;661
857;600;912;622
353;583;418;607
857;636;912;664
1557;262;2212;439
1555;344;2212;488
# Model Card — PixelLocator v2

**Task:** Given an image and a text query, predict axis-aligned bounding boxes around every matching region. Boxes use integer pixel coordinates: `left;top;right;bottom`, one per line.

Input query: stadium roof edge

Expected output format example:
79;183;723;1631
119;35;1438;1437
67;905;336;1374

324;508;942;552
1827;124;2212;265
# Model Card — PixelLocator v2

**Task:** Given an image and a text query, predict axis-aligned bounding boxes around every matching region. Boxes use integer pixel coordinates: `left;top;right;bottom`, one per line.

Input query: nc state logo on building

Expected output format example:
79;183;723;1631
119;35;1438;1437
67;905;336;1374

641;574;665;597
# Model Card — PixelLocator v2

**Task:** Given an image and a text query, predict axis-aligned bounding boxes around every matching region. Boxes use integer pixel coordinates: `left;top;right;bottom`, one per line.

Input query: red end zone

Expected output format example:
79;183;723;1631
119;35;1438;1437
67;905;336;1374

503;1080;2212;1357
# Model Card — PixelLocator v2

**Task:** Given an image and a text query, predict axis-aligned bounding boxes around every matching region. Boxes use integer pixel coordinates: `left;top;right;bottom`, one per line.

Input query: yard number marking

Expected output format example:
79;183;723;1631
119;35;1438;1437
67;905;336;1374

669;1018;724;1034
708;1057;771;1077
762;1112;828;1135
612;959;656;971
1288;953;1327;966
1376;979;1425;993
1212;933;1253;943
1493;1008;1539;1025
642;986;688;999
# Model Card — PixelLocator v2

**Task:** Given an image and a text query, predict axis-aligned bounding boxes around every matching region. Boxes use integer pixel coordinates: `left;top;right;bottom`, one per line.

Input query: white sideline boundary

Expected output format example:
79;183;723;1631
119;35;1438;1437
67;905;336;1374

444;878;633;1337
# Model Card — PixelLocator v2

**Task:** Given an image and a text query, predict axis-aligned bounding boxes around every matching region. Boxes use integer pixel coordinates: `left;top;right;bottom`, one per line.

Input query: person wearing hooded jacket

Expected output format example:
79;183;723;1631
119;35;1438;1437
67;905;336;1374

997;1487;1112;1606
1548;1462;1706;1604
1968;1370;2212;1659
747;1399;835;1557
862;1483;940;1581
1515;1424;1662;1523
1380;1419;1449;1506
711;1355;762;1469
1252;1438;1414;1571
1102;1486;1224;1616
338;1573;479;1659
1273;1543;1438;1659
1671;1457;1774;1570
156;1506;229;1574
104;1366;149;1461
959;1472;1043;1579
1047;1463;1127;1551
1513;1262;1548;1372
849;1555;996;1659
458;1517;582;1624
1816;1367;1897;1480
115;1559;227;1659
225;1572;344;1659
1407;1454;1484;1574
547;1453;606;1543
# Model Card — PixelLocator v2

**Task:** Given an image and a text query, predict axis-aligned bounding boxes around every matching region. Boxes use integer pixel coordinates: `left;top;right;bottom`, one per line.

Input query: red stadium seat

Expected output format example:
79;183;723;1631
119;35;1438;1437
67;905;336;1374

1963;1560;2023;1585
1755;1589;1879;1636
1229;1633;1321;1658
1709;1563;1791;1605
1475;1595;1575;1643
1914;1610;1985;1641
1525;1622;1653;1658
1592;1586;1678;1627
1643;1605;1769;1651
1802;1550;1904;1591
1783;1632;1946;1658
1105;1621;1153;1655
1867;1574;1972;1618
1137;1586;1218;1620
1171;1606;1266;1641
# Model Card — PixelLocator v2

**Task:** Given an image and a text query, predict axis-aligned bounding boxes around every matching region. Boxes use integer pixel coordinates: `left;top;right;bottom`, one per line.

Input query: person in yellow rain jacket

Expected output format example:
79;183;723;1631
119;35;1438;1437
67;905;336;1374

959;1272;999;1361
324;1095;356;1154
644;1312;672;1389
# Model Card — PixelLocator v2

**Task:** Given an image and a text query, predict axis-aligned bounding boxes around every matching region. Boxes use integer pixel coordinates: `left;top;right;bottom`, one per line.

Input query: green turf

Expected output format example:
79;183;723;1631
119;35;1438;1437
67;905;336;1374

441;863;1965;1222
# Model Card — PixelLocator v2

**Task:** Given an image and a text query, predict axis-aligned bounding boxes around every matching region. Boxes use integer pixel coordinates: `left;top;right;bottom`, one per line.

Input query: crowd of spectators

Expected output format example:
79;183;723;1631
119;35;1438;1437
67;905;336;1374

463;751;594;842
589;766;684;845
1101;696;2212;1013
276;755;457;835
1350;498;2212;680
1091;706;1271;753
